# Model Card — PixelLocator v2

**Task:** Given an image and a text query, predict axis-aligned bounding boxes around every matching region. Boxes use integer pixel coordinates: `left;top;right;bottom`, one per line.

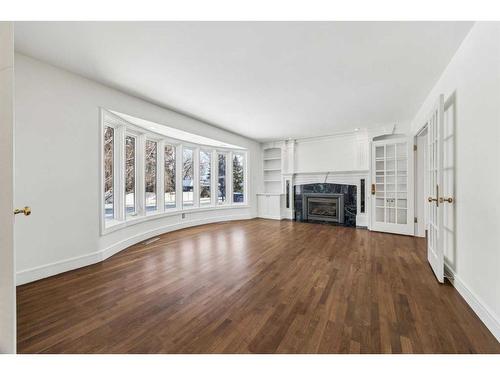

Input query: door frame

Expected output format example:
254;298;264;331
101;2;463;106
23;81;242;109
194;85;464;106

414;125;429;238
0;21;16;354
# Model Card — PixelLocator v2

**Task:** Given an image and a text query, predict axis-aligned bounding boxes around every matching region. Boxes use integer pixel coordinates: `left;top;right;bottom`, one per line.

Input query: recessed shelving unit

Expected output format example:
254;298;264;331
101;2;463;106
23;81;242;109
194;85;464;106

263;147;282;194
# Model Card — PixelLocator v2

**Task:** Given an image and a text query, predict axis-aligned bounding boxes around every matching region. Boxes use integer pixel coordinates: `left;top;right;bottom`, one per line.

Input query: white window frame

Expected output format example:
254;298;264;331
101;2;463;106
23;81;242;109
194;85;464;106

182;146;195;209
125;132;138;218
144;136;161;215
199;148;213;206
231;151;247;205
100;108;249;235
216;151;228;205
163;142;177;211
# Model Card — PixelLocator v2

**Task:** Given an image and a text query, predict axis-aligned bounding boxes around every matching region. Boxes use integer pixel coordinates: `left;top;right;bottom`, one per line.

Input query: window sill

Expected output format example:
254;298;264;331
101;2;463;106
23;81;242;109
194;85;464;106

102;203;250;235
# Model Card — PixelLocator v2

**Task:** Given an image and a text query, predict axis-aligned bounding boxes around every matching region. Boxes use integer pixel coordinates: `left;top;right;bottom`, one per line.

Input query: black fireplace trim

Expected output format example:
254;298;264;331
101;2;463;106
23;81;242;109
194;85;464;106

294;183;357;227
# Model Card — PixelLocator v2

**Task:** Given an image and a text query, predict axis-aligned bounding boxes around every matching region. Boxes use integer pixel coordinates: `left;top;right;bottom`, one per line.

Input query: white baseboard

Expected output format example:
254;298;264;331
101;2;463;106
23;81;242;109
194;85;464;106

16;213;255;286
445;264;500;343
257;215;283;220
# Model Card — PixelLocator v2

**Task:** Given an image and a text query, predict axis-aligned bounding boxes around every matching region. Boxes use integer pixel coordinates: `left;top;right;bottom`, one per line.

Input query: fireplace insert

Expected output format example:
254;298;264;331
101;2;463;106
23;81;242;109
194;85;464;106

302;193;344;223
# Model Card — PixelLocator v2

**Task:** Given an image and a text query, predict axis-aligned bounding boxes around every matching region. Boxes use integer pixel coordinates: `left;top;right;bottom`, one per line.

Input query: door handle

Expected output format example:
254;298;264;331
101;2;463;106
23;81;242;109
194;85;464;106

371;184;376;195
14;206;31;216
427;197;438;203
439;197;454;204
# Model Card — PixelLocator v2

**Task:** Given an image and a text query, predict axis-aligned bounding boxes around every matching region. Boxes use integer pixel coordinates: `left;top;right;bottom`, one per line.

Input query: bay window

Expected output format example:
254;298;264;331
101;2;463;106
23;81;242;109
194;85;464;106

199;150;211;205
232;153;245;203
125;135;137;216
145;140;158;212
217;153;227;204
101;109;248;233
164;144;176;209
103;126;114;221
182;148;194;208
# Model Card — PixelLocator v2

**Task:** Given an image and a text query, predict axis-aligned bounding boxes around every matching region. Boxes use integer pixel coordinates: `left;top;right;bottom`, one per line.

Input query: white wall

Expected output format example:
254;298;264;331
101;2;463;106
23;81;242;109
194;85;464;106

294;132;370;173
14;53;262;285
410;22;500;341
0;22;16;354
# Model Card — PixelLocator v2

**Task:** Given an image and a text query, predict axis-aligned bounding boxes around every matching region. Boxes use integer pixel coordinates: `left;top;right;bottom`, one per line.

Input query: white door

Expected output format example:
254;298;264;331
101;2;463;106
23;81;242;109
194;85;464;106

371;137;414;235
426;95;445;283
442;97;456;273
0;22;16;353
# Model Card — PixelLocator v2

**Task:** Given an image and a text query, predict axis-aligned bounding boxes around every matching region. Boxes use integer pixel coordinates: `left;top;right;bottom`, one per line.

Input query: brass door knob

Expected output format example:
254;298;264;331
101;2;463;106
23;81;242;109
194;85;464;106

428;197;437;203
441;197;454;203
14;206;31;216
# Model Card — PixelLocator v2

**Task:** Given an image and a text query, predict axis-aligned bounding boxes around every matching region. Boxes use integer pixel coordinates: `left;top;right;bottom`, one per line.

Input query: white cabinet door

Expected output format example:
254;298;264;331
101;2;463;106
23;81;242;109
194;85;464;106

268;195;281;219
371;137;414;235
257;195;269;218
257;194;283;220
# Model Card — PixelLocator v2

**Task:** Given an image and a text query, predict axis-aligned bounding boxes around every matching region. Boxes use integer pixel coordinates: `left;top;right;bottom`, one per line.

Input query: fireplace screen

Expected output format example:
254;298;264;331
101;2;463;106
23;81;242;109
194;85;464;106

303;193;344;223
308;198;337;219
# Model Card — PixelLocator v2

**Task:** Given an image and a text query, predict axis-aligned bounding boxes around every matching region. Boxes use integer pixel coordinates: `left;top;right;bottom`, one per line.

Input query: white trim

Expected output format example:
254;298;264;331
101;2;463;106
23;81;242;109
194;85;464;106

16;213;255;286
102;203;251;235
292;170;369;226
445;265;500;343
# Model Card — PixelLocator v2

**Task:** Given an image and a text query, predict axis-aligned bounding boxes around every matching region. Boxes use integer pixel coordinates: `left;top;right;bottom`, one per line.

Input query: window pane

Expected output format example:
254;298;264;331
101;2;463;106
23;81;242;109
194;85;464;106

104;126;114;221
164;144;176;209
125;136;136;216
217;153;226;204
233;153;244;203
200;150;211;205
145;140;157;212
183;148;194;207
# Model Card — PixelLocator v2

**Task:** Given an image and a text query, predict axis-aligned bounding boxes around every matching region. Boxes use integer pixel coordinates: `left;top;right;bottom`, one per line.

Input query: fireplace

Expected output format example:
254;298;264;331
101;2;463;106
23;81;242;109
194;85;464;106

294;183;356;226
303;193;344;224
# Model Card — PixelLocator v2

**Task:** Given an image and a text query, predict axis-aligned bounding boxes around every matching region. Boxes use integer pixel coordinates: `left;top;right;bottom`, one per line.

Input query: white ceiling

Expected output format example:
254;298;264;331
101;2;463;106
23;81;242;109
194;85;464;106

14;21;473;142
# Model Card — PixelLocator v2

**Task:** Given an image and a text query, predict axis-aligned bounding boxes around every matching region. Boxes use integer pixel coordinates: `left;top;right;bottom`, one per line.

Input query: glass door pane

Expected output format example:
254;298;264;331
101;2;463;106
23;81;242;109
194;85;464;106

374;141;409;225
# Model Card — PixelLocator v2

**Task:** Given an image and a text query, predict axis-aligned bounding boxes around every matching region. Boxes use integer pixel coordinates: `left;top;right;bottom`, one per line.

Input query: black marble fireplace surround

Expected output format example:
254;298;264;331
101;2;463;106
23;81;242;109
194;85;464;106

294;183;357;227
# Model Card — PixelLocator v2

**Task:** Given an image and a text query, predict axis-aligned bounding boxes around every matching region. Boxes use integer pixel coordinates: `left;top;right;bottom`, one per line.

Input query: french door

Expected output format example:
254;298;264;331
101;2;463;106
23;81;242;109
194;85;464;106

426;94;454;283
371;137;414;235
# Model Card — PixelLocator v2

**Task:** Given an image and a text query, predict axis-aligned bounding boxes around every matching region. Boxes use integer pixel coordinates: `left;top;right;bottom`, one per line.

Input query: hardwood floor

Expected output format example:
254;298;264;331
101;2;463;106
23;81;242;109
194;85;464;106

17;219;500;353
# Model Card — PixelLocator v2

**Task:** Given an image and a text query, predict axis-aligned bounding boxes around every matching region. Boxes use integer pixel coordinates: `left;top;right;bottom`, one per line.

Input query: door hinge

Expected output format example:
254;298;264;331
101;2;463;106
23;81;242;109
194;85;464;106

413;144;417;151
414;217;418;223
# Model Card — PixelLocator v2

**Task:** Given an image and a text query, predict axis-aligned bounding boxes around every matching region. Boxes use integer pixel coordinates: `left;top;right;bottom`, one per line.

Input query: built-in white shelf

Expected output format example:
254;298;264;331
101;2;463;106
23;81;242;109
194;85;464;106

263;146;283;194
263;157;281;161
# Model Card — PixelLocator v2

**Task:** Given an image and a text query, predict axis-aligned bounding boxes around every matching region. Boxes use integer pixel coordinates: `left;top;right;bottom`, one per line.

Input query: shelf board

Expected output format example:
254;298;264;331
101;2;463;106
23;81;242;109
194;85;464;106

264;179;281;182
263;157;281;161
263;168;281;172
